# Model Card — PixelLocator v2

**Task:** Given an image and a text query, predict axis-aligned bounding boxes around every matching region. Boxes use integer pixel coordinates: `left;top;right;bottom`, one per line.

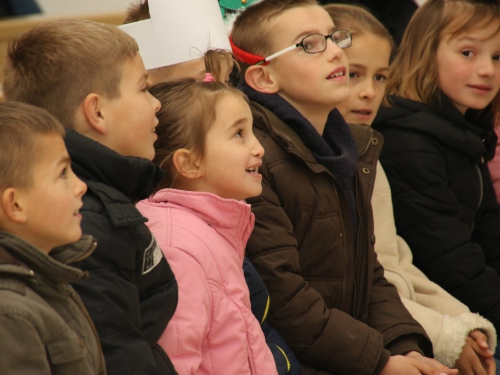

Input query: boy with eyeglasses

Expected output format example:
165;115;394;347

230;1;457;374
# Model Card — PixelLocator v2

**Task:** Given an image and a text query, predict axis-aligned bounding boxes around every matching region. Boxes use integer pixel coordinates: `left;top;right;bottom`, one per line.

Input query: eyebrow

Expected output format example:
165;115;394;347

292;27;335;43
57;156;71;166
228;117;248;130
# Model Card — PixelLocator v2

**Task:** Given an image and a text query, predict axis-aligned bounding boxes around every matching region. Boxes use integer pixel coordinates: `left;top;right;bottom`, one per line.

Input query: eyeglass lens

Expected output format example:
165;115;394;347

302;30;351;53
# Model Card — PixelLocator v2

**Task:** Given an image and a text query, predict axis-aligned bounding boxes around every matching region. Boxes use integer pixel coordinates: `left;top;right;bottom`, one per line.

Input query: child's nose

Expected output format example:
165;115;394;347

150;92;161;113
360;81;376;100
74;173;87;197
477;56;496;77
326;38;344;61
252;136;265;157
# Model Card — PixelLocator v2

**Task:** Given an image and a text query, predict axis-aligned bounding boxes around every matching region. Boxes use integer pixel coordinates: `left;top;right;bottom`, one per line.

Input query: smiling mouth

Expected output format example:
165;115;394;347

328;71;345;79
246;167;259;173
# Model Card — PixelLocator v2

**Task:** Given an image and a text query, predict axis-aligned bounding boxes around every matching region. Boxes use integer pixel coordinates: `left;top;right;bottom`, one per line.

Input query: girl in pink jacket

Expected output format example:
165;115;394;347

136;76;278;375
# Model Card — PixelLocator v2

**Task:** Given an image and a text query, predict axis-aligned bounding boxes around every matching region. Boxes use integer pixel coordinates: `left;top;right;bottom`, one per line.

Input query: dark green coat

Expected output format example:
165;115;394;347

0;233;105;375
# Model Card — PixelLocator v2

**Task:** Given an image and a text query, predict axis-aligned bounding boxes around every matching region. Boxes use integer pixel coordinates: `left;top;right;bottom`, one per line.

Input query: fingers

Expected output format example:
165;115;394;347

410;356;457;375
483;356;496;375
470;330;493;356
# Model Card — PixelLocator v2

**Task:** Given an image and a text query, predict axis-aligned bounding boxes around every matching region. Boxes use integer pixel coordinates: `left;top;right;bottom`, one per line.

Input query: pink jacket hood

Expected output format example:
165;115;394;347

137;189;278;375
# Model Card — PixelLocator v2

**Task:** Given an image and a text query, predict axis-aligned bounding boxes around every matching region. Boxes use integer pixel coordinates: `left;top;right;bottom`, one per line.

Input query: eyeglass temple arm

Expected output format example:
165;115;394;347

256;44;299;65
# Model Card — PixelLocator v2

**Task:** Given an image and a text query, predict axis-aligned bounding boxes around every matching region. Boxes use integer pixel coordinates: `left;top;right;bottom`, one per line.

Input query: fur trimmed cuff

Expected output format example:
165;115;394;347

434;313;497;367
459;312;497;354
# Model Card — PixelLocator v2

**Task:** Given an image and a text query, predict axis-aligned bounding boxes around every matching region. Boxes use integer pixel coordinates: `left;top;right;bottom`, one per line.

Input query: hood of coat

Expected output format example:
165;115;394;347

144;189;255;256
373;95;496;161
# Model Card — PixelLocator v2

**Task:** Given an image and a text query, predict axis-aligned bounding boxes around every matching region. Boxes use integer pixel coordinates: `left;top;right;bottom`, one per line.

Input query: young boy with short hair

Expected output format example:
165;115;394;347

3;19;178;375
230;1;457;374
0;101;104;375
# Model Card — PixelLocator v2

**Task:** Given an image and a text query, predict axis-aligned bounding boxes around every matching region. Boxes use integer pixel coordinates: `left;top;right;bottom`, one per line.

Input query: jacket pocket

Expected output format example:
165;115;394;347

46;327;87;365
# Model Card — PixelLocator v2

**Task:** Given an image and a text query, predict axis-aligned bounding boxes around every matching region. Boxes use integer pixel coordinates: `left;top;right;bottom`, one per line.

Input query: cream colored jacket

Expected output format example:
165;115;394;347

372;162;497;367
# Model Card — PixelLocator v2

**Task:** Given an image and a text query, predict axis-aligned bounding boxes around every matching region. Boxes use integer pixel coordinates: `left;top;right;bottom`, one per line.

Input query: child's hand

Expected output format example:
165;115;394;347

455;338;495;375
405;351;459;375
455;330;496;375
469;330;494;358
380;355;446;375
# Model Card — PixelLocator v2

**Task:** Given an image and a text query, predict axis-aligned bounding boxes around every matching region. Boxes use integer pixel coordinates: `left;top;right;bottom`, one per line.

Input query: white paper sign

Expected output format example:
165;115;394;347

119;0;231;69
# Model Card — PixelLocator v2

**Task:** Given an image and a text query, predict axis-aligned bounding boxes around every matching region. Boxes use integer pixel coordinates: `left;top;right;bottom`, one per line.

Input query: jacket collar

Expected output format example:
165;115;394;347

0;233;97;284
241;83;358;193
64;129;164;203
373;95;497;161
148;189;254;258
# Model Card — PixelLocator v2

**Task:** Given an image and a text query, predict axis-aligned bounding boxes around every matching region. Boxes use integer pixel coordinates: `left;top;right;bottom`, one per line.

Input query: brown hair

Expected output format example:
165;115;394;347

3;19;138;128
124;0;150;23
231;0;318;69
149;79;248;190
386;0;500;115
0;102;65;191
147;48;238;84
324;4;394;53
205;49;240;83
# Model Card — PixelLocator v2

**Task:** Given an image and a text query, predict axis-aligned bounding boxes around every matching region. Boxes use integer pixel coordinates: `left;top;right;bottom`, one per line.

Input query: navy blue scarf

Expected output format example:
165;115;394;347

241;83;359;235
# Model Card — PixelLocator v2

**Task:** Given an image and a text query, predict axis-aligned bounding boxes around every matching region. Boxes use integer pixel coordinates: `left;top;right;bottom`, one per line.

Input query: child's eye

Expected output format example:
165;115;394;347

461;50;474;57
374;74;387;82
60;167;68;178
349;72;359;78
235;129;244;138
493;54;500;61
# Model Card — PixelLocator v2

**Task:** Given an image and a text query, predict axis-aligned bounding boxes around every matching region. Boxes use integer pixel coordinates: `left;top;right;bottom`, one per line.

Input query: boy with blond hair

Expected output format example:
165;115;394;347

3;19;178;375
230;1;458;374
0;101;104;375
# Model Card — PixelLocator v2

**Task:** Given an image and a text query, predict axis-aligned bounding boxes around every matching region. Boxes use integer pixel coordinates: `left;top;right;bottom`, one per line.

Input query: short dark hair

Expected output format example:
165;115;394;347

0;102;65;190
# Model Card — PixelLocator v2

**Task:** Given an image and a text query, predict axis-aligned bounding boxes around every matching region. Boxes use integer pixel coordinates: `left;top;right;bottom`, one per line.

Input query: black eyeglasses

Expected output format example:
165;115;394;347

255;29;352;65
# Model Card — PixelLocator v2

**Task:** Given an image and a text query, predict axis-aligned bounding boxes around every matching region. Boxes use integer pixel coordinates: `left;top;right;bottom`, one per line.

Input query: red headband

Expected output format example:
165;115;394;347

229;37;269;66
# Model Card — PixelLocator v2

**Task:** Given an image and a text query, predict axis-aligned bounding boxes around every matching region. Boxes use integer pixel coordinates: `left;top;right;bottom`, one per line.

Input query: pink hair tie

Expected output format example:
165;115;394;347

203;73;215;82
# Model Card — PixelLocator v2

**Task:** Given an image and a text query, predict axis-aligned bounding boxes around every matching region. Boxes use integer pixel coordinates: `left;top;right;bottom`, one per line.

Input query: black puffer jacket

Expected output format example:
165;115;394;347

373;96;500;332
65;130;178;375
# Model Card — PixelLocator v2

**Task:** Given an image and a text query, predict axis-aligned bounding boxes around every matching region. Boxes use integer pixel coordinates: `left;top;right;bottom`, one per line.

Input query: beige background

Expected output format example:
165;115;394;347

0;1;133;96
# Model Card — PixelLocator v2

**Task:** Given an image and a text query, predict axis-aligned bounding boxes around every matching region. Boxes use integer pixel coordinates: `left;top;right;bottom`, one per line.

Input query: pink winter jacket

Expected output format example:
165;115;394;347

137;189;278;375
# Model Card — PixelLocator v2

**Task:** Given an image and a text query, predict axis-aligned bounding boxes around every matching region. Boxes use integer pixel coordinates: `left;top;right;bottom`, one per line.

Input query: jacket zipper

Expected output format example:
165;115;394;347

475;163;484;211
351;175;362;318
334;184;349;312
67;286;107;374
471;163;484;233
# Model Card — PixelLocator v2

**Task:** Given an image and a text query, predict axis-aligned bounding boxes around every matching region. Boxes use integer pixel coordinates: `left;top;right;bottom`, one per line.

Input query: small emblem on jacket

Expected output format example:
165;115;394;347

142;235;163;275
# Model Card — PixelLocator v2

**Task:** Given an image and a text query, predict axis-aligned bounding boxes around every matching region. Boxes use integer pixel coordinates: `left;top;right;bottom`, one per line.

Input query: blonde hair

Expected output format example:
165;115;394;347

0;102;65;191
386;0;500;115
231;0;318;70
3;19;138;128
149;79;247;191
324;4;394;52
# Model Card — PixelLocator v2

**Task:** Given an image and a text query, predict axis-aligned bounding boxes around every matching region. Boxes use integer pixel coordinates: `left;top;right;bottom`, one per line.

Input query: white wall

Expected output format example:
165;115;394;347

36;0;133;16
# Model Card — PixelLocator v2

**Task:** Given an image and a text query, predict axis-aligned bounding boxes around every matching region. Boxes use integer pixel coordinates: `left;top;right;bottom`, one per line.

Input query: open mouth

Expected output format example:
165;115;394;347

352;109;372;116
328;71;344;79
246;166;259;174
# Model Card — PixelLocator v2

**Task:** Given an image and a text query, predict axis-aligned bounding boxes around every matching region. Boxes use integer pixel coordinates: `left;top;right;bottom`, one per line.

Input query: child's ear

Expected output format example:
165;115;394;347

0;188;27;224
245;65;279;94
80;93;108;135
172;149;203;179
